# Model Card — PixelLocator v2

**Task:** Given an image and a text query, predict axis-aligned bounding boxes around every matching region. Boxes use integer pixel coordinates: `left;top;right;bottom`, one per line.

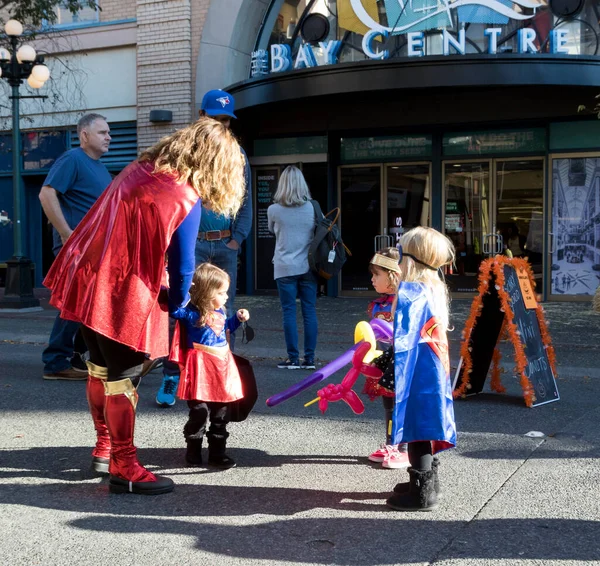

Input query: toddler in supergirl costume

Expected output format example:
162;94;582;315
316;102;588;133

365;247;409;470
386;227;456;512
170;263;249;469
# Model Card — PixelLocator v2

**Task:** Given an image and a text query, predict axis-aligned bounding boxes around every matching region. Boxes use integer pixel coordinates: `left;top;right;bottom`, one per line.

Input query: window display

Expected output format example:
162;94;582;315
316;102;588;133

551;157;600;296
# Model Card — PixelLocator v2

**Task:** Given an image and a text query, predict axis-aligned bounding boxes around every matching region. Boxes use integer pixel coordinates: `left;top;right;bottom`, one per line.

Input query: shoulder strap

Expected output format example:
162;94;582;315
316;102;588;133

310;199;324;222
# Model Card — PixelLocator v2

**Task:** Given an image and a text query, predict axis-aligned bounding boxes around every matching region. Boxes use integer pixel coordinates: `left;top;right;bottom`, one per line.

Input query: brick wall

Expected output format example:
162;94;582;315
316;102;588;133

190;0;211;107
99;0;137;23
136;0;193;151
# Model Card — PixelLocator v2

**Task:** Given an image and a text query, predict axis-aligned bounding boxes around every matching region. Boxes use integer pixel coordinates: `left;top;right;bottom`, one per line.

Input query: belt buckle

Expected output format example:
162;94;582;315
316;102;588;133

205;230;221;241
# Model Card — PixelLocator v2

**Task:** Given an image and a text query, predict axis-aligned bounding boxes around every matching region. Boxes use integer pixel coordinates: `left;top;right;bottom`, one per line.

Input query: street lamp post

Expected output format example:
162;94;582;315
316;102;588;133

0;19;50;309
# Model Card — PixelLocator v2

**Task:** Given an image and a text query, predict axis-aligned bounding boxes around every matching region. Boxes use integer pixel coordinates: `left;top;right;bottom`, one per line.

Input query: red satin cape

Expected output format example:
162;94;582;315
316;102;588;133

43;161;199;358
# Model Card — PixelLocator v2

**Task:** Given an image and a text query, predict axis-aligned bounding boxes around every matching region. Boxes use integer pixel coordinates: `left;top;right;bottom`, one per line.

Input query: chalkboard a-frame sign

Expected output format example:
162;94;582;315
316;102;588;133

453;256;559;408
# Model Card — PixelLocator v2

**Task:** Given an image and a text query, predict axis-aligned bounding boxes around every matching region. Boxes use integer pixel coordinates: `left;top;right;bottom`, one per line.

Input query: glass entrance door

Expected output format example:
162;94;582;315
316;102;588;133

443;161;491;293
339;165;382;293
386;163;431;246
339;163;432;295
494;159;544;285
443;159;545;294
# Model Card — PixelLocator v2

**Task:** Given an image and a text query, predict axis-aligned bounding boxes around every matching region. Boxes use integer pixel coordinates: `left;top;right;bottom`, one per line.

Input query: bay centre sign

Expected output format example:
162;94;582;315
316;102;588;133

251;0;573;77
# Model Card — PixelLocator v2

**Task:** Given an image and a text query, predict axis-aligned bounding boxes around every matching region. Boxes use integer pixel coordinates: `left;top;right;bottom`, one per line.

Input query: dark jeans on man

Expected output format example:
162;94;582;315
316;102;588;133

42;245;87;373
195;237;239;350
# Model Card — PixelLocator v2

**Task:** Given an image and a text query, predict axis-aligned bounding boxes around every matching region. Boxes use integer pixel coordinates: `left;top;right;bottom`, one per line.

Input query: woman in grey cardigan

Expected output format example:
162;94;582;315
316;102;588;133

267;166;318;370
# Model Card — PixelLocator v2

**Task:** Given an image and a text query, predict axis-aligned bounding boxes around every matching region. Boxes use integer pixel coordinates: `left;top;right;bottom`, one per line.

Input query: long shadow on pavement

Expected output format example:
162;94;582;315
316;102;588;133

67;514;600;565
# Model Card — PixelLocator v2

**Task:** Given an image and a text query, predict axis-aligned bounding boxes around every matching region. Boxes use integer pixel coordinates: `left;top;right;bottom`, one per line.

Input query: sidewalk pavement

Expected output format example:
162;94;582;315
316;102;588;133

1;291;599;565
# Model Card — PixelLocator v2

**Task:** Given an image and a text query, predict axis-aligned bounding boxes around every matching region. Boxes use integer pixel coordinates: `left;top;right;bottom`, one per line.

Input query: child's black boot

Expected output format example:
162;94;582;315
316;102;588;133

207;432;236;469
386;468;438;511
185;438;203;467
393;457;441;497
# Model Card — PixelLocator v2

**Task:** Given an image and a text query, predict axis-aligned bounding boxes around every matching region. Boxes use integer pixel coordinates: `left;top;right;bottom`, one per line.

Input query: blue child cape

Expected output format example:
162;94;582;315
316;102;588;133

391;282;456;453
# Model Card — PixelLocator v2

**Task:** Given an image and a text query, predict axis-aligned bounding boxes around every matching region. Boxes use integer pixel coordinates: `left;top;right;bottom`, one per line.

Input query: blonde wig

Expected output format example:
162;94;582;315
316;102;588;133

273;165;312;206
189;263;230;326
369;247;401;292
398;227;455;329
140;117;246;217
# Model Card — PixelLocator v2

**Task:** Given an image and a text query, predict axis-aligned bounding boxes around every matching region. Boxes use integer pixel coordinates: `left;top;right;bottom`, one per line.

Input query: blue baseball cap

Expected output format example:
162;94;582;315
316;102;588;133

201;89;237;119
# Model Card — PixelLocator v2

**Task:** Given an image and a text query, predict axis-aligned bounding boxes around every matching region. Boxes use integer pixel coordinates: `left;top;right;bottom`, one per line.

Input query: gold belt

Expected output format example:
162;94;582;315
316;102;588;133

192;342;229;359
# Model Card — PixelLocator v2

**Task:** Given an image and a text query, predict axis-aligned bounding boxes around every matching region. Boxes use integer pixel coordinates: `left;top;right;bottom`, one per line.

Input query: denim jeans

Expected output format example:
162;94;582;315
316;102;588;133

276;271;318;362
42;243;86;372
195;238;240;350
42;315;83;372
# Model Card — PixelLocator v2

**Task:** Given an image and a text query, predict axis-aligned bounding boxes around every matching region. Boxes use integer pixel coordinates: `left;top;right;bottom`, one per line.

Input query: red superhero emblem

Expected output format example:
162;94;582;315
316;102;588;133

420;317;450;375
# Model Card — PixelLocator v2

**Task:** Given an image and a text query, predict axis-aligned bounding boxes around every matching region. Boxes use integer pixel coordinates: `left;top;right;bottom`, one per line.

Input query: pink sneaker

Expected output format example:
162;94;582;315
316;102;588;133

368;445;388;463
382;446;410;469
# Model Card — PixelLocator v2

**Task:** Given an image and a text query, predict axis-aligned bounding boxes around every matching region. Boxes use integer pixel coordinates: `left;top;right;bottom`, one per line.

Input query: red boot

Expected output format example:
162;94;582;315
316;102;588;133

86;363;110;474
104;378;174;495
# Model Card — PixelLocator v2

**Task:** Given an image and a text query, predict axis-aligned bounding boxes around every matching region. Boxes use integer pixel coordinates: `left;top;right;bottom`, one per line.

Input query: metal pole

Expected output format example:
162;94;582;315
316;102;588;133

11;82;23;259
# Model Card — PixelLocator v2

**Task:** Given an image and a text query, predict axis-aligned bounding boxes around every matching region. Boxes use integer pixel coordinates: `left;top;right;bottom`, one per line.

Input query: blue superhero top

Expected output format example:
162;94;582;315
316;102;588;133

367;294;394;322
391;282;456;453
172;306;241;348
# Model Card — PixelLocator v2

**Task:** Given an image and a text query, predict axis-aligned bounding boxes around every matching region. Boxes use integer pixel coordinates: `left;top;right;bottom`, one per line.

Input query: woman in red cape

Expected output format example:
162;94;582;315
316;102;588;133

44;118;246;495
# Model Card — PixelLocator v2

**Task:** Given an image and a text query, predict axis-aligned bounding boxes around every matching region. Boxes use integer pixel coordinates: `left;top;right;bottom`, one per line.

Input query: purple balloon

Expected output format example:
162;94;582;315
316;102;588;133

266;343;361;407
266;318;394;408
370;318;393;342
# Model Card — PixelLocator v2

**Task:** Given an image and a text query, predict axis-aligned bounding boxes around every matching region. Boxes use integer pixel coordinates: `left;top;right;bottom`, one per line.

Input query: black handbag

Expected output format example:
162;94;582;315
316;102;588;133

227;354;258;422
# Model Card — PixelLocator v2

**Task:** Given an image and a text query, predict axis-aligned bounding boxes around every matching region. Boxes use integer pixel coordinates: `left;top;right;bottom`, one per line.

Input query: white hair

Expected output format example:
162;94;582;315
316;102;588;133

273;165;311;206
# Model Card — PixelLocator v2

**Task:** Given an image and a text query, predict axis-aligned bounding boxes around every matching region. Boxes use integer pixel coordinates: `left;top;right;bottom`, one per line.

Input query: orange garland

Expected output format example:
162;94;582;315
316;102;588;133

453;256;557;408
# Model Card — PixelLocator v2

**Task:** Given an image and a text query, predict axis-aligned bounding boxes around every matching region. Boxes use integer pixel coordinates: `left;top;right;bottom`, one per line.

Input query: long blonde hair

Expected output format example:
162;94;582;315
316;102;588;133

398;227;455;329
189;263;230;326
140;117;246;217
273;165;311;206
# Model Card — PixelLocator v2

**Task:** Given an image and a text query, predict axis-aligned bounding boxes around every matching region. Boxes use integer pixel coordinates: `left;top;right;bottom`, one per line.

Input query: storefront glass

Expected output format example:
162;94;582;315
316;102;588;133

444;159;545;293
386;163;430;246
550;156;600;296
495;159;544;281
339;165;381;292
444;161;490;293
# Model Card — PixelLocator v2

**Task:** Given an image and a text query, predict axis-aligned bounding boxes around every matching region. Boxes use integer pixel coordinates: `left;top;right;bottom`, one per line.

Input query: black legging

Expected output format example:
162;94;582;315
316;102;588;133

184;401;229;441
81;327;147;384
408;441;433;471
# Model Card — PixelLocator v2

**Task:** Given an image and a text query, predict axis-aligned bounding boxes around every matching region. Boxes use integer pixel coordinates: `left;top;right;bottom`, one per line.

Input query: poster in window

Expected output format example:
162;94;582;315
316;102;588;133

551;157;600;296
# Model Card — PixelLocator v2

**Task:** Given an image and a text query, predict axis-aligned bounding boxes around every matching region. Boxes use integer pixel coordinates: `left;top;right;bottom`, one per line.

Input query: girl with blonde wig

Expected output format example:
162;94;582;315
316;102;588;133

383;226;457;512
44;117;246;496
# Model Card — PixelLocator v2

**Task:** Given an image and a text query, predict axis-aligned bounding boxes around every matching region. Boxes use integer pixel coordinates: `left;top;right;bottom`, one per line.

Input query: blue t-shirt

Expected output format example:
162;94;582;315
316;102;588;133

44;148;112;253
199;206;231;233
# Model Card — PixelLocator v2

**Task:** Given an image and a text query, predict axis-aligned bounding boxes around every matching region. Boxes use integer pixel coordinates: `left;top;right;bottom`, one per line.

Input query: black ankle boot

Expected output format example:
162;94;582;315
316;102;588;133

185;438;203;467
386;468;438;511
207;436;236;469
393;458;441;497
